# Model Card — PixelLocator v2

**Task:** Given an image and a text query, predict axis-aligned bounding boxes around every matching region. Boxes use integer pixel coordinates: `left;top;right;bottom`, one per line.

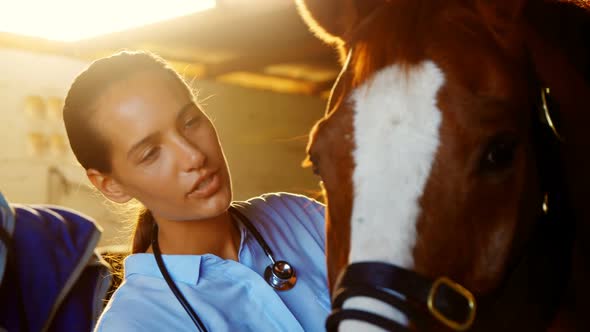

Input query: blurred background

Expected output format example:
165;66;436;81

0;0;339;247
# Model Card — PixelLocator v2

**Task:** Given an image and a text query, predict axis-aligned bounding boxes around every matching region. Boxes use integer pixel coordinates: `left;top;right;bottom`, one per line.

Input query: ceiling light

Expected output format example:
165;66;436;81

0;0;216;42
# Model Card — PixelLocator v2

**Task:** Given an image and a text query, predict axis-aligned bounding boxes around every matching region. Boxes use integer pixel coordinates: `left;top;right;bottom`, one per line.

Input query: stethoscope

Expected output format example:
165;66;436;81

152;204;297;332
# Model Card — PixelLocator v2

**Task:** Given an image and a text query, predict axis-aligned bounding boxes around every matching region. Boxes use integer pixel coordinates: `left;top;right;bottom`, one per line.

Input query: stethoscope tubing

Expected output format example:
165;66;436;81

151;203;293;332
152;223;208;332
228;205;276;264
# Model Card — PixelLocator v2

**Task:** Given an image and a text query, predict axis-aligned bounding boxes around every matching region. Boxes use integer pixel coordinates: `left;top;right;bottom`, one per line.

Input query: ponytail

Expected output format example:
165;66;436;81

131;207;155;253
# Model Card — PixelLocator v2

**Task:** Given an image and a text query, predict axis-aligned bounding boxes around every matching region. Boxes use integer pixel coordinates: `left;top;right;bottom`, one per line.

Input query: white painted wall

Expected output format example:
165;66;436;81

0;48;324;247
0;49;89;203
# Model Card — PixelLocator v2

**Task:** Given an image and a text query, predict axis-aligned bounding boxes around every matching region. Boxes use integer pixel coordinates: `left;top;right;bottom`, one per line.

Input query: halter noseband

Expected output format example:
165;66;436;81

327;262;476;331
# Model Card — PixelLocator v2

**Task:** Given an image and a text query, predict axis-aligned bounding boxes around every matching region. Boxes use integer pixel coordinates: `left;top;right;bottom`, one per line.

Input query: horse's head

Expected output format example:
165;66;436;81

297;0;590;328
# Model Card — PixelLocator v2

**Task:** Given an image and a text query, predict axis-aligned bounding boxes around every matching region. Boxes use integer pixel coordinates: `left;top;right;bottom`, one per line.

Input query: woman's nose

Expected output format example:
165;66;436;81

174;136;206;172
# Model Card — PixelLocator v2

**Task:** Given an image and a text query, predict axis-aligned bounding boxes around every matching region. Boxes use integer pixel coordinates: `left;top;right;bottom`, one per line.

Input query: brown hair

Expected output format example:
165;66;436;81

63;50;193;253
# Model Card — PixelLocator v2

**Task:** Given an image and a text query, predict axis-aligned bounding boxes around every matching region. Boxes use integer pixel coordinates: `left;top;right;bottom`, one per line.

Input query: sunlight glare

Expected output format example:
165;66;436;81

0;0;216;42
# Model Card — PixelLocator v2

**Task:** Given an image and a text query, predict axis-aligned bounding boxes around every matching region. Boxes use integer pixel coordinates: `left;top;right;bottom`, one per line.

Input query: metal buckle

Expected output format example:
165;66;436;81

541;87;564;142
427;276;476;331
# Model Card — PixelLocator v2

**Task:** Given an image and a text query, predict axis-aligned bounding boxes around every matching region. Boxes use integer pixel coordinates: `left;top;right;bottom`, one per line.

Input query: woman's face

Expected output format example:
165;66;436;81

92;70;232;221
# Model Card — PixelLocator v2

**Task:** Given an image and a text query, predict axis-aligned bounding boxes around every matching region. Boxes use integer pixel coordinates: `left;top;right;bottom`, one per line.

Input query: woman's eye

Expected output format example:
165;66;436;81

479;136;517;173
312;164;320;176
309;155;320;175
303;154;320;176
140;147;160;164
184;117;199;128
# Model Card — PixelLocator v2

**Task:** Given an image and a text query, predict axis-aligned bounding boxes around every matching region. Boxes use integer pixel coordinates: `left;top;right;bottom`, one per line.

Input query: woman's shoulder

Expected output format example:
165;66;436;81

234;192;326;246
94;283;146;331
94;277;171;332
243;192;325;217
95;307;143;332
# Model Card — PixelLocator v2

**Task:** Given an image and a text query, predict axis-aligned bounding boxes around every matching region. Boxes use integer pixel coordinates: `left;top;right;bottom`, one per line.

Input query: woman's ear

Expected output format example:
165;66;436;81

86;169;132;203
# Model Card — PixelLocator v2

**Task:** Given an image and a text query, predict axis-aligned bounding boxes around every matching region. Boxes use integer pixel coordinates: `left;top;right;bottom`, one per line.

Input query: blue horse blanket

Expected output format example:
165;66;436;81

0;192;111;332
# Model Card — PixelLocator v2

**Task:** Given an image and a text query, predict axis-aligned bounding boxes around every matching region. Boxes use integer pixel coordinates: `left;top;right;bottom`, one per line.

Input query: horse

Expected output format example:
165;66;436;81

295;0;590;331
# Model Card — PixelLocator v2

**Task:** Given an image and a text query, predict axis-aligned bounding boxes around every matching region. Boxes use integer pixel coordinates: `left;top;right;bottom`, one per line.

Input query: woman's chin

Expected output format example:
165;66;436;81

198;186;232;216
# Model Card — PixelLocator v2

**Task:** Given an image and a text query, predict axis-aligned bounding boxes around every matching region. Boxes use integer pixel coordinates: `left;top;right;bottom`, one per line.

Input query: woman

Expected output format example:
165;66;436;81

63;51;329;331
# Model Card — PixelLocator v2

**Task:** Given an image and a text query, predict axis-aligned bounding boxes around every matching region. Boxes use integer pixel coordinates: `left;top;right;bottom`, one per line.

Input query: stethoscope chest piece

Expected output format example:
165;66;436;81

265;260;297;291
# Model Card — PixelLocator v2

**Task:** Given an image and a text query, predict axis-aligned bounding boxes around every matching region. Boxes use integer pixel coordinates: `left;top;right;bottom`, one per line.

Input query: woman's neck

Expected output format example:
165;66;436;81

148;210;241;261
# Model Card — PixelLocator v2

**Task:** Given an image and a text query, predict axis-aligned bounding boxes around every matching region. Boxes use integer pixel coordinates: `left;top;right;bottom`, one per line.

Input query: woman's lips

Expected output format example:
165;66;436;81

187;171;221;199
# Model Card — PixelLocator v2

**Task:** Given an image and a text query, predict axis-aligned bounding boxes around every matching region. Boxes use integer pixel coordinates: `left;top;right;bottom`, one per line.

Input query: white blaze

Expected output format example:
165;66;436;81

340;61;444;331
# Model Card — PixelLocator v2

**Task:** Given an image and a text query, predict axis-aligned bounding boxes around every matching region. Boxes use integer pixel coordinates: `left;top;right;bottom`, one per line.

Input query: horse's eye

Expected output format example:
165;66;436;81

479;136;517;173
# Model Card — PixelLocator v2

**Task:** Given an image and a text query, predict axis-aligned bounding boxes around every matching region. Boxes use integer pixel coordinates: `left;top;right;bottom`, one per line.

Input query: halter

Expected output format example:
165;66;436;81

322;4;571;331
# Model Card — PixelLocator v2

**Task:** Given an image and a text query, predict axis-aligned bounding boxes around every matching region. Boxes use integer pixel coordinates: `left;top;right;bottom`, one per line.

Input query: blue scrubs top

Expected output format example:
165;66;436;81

95;193;330;332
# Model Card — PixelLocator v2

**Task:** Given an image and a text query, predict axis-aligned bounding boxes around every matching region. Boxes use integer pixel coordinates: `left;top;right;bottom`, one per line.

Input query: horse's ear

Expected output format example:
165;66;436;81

476;0;528;41
476;0;528;23
295;0;386;61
